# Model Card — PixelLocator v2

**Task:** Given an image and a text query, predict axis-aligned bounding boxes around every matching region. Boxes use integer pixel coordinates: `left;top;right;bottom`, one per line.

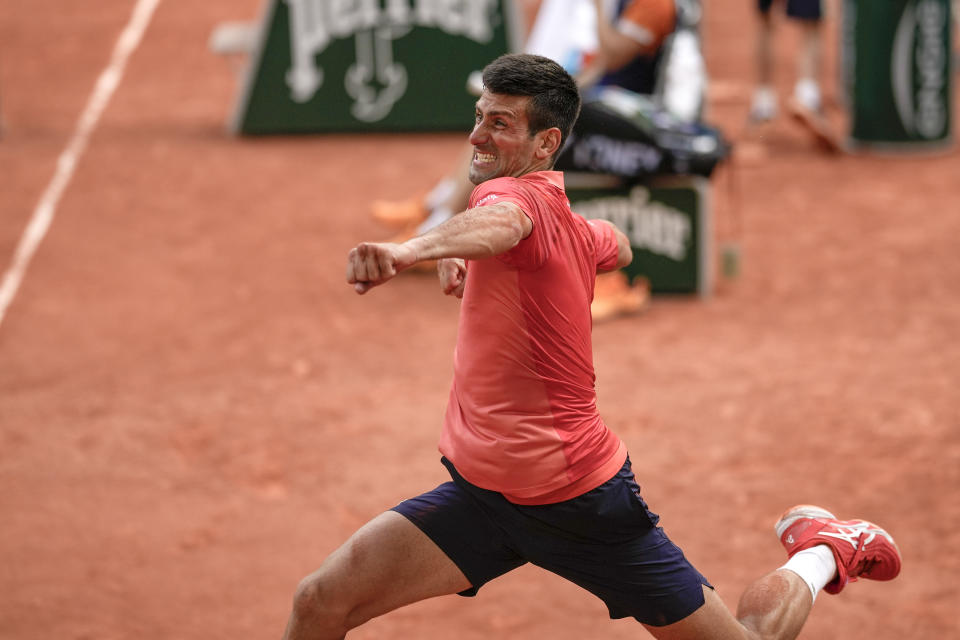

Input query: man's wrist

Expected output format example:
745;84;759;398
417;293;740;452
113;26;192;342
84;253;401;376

404;235;432;264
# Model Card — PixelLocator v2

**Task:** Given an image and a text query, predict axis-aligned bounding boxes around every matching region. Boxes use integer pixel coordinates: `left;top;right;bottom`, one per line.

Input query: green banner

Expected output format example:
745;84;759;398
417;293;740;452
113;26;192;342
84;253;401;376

843;0;953;149
231;1;523;135
567;175;712;295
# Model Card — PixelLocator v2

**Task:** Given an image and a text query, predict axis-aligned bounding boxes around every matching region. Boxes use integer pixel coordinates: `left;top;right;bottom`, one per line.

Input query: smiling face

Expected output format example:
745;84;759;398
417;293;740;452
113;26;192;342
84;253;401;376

467;91;559;185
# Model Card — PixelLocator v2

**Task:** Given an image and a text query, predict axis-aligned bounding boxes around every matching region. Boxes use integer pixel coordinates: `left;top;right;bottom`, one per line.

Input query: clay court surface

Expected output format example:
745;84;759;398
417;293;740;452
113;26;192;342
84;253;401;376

1;1;958;638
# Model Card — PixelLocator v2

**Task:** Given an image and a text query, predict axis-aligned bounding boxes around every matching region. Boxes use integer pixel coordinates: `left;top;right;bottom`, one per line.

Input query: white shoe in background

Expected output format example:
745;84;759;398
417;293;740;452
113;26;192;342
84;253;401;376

748;86;777;123
793;78;822;113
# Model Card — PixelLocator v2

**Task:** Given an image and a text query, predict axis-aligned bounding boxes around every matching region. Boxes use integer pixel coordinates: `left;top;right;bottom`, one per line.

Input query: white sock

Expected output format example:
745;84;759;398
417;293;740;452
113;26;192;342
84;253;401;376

780;545;837;602
793;78;821;112
750;85;777;119
424;179;456;211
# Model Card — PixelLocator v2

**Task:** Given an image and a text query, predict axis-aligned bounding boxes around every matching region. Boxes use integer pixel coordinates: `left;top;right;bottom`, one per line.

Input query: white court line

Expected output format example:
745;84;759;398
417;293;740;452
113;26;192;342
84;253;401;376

0;0;162;329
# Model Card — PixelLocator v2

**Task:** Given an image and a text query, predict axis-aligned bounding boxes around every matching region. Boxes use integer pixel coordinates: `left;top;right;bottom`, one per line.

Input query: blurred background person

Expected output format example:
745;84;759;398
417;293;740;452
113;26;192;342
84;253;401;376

748;0;824;122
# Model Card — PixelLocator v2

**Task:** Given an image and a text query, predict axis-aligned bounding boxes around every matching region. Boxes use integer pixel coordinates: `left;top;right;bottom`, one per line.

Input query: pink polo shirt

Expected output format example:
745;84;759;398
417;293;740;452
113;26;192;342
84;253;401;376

437;171;627;505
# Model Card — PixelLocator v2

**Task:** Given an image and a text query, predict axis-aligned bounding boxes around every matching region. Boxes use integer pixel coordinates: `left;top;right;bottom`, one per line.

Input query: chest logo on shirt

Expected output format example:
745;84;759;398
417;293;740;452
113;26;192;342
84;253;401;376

284;0;498;122
475;193;501;206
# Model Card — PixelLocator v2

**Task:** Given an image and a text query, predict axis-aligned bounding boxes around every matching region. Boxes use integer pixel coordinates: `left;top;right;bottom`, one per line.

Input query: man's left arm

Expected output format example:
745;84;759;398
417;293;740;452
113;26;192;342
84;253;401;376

595;219;633;272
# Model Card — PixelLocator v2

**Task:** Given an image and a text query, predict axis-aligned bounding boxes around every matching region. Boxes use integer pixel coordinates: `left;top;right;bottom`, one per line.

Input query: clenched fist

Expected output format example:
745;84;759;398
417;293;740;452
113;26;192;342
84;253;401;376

346;242;418;294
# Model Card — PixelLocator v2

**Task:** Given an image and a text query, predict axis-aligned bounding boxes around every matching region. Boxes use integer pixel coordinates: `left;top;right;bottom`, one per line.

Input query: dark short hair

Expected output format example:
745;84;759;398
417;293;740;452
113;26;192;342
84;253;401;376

480;53;581;158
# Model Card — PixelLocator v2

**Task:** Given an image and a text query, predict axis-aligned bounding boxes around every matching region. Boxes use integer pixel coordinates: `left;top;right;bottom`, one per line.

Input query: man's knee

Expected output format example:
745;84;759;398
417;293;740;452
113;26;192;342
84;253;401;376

289;530;383;635
289;571;353;636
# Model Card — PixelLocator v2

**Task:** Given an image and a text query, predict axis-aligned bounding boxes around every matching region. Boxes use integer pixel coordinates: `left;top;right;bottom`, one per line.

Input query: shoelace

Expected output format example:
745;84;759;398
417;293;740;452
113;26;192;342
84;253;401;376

849;532;880;579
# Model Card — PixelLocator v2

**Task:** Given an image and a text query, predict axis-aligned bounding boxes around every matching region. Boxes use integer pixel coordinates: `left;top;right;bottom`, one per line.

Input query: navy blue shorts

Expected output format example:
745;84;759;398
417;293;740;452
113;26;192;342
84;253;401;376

757;0;822;20
392;456;712;627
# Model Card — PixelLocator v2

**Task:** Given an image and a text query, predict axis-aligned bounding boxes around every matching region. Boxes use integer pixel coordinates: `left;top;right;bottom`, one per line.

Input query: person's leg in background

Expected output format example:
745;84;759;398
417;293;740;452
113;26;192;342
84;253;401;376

371;0;550;233
788;0;824;113
371;142;474;233
749;0;778;122
782;0;843;151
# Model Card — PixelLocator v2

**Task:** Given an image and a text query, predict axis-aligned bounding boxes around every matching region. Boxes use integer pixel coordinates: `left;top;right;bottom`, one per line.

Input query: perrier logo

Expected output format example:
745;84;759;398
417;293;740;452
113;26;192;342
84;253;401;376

572;186;693;262
284;0;499;122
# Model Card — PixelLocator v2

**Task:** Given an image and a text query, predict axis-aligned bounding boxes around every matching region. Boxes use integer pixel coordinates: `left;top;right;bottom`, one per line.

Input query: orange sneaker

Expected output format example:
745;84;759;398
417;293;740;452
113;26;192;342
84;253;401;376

591;272;650;322
371;198;428;229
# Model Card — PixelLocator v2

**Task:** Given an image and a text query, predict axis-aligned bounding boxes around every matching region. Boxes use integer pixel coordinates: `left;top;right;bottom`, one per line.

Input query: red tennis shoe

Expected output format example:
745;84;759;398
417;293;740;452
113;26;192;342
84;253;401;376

775;505;902;594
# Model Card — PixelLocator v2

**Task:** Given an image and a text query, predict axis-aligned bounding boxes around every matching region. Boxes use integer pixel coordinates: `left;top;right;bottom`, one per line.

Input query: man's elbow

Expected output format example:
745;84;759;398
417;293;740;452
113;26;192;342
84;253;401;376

610;223;632;268
617;241;633;269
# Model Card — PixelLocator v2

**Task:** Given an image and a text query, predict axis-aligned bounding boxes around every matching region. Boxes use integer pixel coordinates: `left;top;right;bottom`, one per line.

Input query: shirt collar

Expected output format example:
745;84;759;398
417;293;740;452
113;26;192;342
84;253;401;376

520;170;565;190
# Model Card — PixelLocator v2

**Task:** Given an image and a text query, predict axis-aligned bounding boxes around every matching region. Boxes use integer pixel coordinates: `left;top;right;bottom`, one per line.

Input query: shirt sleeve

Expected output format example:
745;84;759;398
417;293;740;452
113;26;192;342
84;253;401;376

470;179;549;271
586;218;621;272
617;0;676;51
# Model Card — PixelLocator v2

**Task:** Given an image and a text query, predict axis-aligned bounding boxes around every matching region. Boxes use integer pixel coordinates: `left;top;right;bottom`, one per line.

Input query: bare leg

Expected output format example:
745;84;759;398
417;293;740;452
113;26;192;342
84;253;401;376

735;570;813;639
755;11;774;89
789;18;824;114
282;511;471;640
796;19;822;92
429;142;477;221
643;570;813;640
370;143;475;230
409;143;477;235
749;12;777;121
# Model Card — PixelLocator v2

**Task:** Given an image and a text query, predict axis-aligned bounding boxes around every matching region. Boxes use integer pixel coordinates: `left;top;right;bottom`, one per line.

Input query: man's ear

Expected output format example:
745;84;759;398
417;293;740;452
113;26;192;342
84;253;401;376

536;128;563;160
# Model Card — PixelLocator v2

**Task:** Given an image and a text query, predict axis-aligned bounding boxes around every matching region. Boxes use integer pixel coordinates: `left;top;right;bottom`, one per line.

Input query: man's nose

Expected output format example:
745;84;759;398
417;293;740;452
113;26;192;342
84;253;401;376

469;122;487;145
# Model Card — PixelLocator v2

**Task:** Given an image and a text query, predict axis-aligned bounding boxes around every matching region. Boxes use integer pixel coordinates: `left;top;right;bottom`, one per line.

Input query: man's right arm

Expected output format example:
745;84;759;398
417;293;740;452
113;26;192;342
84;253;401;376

406;201;532;262
346;202;532;295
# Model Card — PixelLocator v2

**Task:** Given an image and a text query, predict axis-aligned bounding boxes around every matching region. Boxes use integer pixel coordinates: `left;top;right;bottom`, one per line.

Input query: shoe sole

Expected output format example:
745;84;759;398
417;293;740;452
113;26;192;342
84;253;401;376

774;504;836;539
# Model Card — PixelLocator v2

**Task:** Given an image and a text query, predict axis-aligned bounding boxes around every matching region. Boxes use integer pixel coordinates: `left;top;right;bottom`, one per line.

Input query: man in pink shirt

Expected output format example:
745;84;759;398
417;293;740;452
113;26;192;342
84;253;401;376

283;53;901;640
438;170;627;504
